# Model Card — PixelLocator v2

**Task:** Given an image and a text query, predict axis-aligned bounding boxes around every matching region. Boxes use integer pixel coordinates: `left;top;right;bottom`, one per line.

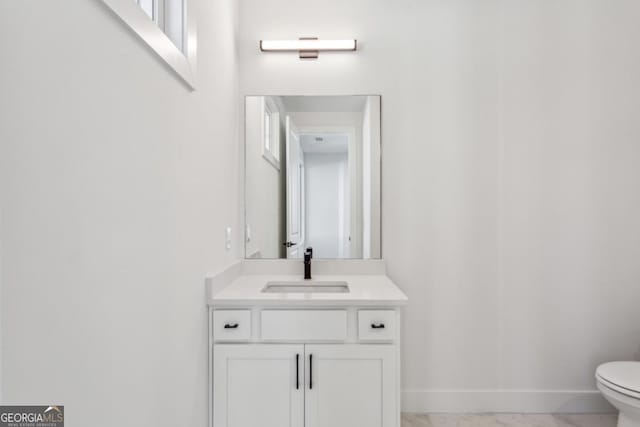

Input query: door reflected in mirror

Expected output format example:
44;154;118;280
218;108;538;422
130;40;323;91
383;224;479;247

245;96;381;259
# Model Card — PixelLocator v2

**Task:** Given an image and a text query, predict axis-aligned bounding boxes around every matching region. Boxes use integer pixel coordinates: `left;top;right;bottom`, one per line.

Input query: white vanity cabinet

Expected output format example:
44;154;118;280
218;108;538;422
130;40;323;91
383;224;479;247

304;344;396;427
213;344;304;427
210;307;402;427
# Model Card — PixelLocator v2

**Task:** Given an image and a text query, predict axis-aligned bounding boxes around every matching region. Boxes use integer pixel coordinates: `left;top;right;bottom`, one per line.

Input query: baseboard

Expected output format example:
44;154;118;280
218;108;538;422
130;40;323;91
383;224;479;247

401;389;615;414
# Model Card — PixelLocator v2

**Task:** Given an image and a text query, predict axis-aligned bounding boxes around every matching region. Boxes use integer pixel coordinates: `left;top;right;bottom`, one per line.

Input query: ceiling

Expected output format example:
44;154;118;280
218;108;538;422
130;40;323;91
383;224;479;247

280;96;368;113
300;133;349;154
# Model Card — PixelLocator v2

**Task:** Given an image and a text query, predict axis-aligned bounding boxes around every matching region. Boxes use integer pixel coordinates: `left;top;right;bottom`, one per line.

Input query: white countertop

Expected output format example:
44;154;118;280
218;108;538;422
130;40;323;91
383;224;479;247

210;274;408;307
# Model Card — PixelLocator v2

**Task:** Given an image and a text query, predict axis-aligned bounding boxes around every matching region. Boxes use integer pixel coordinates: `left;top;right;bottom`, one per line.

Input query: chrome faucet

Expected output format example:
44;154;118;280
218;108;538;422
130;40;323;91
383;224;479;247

304;247;313;280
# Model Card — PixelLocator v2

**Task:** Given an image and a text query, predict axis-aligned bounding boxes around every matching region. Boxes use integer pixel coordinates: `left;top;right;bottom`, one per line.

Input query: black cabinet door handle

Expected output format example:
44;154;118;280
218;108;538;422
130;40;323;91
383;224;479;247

223;323;239;329
309;354;313;389
371;323;385;329
296;354;300;390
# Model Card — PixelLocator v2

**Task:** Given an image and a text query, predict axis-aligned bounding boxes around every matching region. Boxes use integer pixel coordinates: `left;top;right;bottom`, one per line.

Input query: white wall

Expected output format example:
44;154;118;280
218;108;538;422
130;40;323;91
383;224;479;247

0;228;2;402
362;99;372;259
361;96;381;259
304;153;348;258
238;0;640;412
245;96;284;258
0;0;239;425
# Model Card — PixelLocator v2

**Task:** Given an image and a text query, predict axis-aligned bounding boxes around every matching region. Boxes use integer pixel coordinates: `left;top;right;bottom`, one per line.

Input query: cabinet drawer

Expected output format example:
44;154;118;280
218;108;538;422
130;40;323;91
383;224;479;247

261;310;347;341
358;310;396;342
213;310;251;342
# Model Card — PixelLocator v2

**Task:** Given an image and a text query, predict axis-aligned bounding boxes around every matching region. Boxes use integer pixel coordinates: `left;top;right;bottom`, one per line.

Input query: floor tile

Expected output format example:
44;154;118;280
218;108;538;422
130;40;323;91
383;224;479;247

552;414;617;427
402;413;433;427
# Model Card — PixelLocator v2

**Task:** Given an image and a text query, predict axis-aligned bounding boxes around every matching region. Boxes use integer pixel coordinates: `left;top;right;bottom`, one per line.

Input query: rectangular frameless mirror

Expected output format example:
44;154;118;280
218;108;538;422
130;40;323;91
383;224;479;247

245;95;381;259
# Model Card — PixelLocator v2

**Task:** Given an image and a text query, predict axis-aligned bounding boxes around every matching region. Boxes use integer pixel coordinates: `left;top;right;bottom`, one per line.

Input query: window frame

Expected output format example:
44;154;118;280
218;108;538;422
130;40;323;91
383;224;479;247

261;98;280;170
102;0;196;89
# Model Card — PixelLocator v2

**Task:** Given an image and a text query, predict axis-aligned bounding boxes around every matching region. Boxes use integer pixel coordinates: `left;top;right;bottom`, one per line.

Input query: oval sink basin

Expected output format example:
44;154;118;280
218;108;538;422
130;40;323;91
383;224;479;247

262;281;349;294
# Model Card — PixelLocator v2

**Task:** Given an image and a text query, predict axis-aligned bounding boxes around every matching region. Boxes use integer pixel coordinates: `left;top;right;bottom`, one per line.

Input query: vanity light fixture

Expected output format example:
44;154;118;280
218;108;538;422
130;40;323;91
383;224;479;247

259;38;357;59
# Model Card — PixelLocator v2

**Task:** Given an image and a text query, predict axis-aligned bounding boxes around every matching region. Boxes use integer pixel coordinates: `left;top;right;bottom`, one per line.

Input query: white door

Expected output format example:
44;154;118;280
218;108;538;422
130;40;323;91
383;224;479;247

305;345;397;427
214;344;305;427
286;116;305;258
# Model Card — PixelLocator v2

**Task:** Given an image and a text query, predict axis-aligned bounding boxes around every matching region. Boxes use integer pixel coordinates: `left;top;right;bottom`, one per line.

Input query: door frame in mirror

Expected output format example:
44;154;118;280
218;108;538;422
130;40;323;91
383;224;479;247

297;124;359;259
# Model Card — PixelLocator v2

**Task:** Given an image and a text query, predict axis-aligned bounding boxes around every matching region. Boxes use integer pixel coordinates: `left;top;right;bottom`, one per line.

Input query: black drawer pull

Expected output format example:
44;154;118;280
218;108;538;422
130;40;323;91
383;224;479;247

224;323;239;329
371;323;385;329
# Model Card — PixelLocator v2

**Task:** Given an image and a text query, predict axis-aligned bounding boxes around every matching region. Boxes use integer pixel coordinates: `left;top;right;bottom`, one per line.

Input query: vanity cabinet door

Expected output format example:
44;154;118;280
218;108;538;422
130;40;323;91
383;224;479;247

304;344;397;427
214;344;304;427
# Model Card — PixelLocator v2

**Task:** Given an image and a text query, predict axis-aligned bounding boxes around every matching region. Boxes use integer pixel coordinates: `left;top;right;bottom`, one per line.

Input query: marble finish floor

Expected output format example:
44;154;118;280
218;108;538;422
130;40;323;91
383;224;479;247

401;413;618;427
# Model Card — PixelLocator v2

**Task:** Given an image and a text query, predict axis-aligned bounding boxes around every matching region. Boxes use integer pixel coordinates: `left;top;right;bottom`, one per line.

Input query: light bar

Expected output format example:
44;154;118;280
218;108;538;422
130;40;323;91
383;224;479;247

259;38;357;59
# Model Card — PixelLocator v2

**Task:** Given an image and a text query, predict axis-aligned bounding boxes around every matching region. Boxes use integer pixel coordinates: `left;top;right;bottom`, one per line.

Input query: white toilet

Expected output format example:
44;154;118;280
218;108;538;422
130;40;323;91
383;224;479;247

597;362;640;427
